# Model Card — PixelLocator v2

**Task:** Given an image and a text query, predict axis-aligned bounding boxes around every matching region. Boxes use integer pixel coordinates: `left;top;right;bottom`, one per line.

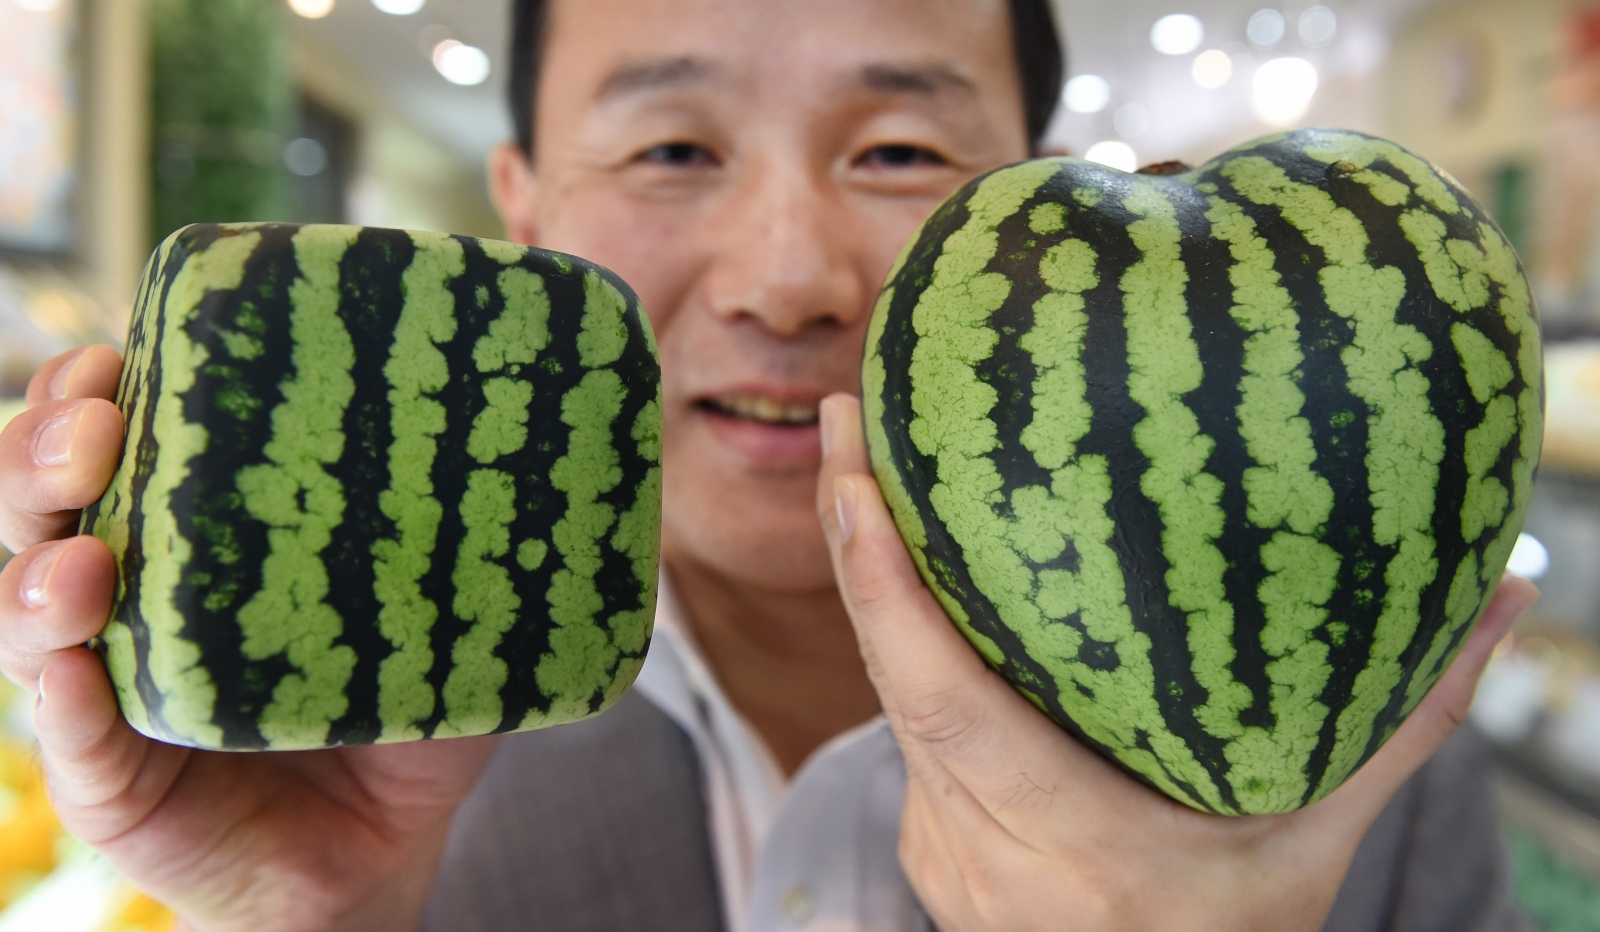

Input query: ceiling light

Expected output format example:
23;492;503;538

373;0;424;13
1507;533;1550;580
1247;9;1286;49
1151;14;1205;56
1252;57;1318;125
1192;49;1233;88
1085;141;1138;173
1064;75;1111;114
1299;6;1338;47
287;0;335;19
433;40;491;86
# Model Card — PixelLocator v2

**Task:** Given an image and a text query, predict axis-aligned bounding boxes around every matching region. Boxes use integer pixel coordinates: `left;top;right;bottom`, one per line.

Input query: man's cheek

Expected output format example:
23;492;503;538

548;195;708;332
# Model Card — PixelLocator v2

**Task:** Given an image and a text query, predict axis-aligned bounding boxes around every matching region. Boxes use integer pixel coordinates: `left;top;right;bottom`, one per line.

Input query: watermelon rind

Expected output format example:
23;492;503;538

863;129;1543;814
83;223;662;751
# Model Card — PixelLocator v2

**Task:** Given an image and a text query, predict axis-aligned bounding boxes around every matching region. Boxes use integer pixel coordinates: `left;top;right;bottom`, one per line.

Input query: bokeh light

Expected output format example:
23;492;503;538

287;0;335;19
1252;56;1317;125
1151;14;1205;56
1085;140;1138;172
1192;49;1233;89
1064;74;1111;114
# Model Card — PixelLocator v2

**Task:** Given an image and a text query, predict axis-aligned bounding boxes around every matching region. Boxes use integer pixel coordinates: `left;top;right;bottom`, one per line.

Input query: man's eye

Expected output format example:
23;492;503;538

856;144;946;169
637;142;717;167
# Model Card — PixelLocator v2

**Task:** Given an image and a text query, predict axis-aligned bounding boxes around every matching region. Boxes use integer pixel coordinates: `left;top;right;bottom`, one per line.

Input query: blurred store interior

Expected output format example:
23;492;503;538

5;0;1600;927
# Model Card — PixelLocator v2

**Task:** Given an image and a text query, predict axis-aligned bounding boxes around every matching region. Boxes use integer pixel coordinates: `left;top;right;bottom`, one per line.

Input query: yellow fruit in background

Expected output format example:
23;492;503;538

103;889;179;932
0;681;179;930
0;744;57;910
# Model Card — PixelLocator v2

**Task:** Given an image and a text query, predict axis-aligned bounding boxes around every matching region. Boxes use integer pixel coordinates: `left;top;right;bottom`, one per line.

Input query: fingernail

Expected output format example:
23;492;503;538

820;400;836;460
21;541;67;608
48;347;87;400
33;405;82;467
834;477;858;544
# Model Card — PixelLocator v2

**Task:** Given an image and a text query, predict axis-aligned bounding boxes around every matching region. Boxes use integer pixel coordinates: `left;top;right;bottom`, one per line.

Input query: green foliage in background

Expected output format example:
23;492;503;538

150;0;293;245
1492;162;1531;261
1508;827;1600;931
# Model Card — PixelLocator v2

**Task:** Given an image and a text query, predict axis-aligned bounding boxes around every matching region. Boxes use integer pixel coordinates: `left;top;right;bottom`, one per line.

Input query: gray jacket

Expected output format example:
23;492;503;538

422;692;1531;932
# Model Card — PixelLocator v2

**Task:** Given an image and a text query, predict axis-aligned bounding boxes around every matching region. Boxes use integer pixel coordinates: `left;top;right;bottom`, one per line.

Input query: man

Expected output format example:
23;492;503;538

0;0;1539;929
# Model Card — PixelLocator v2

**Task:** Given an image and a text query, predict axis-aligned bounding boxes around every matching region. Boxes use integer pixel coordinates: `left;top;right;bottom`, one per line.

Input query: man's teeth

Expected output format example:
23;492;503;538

715;394;819;425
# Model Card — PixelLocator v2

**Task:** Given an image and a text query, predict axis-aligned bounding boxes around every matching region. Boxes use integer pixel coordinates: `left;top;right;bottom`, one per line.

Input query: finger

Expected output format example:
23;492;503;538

0;396;125;552
818;394;872;477
25;345;123;408
0;536;116;690
1324;574;1537;817
818;396;1124;807
35;646;185;843
817;396;984;706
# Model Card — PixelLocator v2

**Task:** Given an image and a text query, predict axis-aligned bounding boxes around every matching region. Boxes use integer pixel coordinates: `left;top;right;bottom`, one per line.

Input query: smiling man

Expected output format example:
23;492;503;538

0;0;1539;930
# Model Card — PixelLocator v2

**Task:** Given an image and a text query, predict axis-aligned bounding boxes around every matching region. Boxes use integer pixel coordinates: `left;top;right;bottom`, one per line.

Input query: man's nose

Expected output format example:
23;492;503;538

702;159;866;338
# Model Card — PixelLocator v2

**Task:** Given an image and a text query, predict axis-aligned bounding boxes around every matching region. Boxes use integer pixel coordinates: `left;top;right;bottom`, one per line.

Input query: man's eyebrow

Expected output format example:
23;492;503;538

595;56;716;102
857;63;977;97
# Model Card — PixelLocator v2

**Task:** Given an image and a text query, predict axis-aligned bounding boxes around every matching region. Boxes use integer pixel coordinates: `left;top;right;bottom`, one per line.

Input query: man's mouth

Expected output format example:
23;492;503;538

698;393;820;426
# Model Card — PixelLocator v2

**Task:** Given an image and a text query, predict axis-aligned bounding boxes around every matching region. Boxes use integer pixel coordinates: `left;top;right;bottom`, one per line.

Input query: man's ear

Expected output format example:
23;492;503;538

489;142;542;246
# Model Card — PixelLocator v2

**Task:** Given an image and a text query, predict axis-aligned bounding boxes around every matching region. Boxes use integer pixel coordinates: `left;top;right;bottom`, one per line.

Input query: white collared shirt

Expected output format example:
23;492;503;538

632;578;931;932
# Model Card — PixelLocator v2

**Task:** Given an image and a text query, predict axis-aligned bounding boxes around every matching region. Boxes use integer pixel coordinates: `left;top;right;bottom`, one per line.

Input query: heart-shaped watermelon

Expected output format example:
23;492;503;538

863;128;1543;814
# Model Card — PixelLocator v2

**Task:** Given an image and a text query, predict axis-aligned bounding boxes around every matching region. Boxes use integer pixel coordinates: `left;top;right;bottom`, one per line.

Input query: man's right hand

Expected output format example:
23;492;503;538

0;346;497;932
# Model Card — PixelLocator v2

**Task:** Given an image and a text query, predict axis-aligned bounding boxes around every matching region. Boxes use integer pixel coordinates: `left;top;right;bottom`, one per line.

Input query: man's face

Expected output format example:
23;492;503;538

493;0;1030;594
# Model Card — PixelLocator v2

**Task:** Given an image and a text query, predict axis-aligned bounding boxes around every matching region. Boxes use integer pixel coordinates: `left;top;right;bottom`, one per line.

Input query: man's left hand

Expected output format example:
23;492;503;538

816;394;1538;932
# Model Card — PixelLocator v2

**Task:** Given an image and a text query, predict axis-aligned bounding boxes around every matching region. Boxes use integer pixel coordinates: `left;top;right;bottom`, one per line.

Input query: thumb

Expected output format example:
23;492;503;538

816;395;995;733
816;396;1112;799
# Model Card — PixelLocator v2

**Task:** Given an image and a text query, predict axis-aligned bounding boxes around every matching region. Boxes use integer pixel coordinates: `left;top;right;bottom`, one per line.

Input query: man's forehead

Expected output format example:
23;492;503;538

545;0;1016;91
593;54;980;105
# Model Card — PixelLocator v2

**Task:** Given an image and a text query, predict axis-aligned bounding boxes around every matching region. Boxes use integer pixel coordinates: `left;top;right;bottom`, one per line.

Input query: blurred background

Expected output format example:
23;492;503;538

2;0;1600;928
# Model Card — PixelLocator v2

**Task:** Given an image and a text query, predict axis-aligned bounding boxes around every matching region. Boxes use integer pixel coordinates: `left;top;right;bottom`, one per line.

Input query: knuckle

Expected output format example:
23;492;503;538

842;560;923;626
0;648;42;693
1437;695;1469;733
4;654;54;693
44;737;138;812
996;772;1057;815
0;513;73;558
899;687;987;752
23;356;63;406
847;573;896;612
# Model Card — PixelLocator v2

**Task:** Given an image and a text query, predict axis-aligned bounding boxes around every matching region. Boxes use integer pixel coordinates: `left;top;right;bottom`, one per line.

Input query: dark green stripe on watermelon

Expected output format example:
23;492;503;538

81;222;662;751
320;227;413;746
862;128;1543;814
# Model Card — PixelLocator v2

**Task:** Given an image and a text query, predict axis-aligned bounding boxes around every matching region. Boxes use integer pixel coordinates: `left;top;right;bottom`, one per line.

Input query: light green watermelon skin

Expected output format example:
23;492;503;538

81;222;662;751
863;129;1543;814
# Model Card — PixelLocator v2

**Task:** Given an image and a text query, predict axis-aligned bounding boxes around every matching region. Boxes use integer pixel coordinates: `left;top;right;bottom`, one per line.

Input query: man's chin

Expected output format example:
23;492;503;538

663;550;840;595
660;510;838;596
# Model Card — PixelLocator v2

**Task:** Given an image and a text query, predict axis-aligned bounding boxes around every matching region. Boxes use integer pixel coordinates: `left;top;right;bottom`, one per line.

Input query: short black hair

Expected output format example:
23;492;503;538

508;0;1064;158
